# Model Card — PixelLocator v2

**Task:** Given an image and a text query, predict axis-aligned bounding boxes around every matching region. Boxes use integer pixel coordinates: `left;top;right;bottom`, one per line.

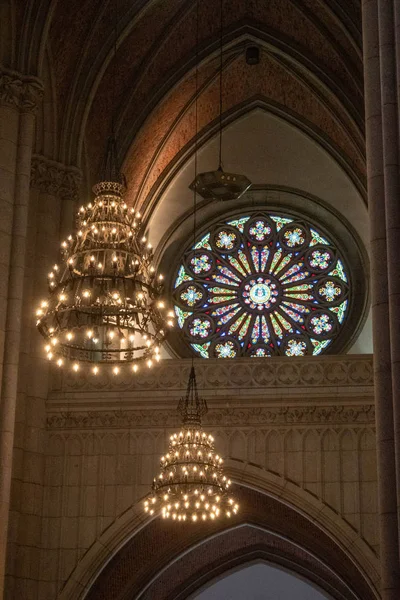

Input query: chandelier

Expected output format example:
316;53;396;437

144;366;239;521
189;0;251;201
36;141;174;374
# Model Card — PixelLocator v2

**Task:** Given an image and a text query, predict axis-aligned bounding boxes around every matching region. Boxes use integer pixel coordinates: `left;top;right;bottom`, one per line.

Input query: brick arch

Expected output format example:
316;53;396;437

82;485;378;600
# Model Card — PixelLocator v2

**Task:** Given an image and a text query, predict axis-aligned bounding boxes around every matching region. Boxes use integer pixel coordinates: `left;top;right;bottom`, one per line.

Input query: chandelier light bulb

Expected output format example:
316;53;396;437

36;174;174;373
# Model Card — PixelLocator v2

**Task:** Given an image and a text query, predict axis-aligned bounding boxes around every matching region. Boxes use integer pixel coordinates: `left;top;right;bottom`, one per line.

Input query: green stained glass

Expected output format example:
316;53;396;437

228;217;250;232
175;265;192;287
173;210;351;359
209;295;236;304
270;314;283;338
274;254;291;275
194;233;212;250
311;338;331;355
310;228;329;246
238;314;252;340
227;255;247;277
237;249;251;274
270;248;283;273
329;300;348;324
229;312;246;334
174;305;191;328
270;215;293;231
191;342;210;358
328;259;347;283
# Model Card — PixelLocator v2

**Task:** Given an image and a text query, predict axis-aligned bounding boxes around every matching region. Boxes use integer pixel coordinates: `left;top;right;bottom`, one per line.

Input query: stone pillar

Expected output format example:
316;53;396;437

4;157;81;598
0;66;43;598
362;1;400;598
378;0;400;548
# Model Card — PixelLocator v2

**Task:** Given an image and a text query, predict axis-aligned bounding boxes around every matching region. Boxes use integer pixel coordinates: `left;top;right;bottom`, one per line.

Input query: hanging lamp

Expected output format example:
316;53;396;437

189;0;251;201
145;1;238;522
144;366;239;521
35;3;174;375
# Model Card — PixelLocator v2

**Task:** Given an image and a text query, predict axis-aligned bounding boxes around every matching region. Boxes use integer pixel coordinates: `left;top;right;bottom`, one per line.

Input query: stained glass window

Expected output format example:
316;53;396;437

172;211;350;358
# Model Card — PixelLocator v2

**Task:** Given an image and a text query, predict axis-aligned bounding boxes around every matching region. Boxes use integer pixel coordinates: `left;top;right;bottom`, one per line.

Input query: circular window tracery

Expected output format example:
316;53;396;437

172;211;350;358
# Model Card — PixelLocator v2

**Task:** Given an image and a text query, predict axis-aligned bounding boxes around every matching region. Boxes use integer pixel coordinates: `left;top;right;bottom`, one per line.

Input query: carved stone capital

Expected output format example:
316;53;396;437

0;66;43;112
31;155;82;201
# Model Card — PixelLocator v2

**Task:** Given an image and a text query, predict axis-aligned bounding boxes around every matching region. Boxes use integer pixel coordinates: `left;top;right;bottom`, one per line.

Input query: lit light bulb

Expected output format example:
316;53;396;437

73;363;79;372
93;366;99;375
133;364;138;373
113;366;120;375
57;358;63;367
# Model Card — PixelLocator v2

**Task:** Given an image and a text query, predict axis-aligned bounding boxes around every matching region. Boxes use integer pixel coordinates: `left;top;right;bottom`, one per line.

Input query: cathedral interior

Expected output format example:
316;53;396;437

0;0;399;598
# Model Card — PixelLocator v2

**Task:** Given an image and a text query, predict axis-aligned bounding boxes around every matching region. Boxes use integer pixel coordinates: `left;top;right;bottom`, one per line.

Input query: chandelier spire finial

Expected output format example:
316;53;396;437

178;365;207;427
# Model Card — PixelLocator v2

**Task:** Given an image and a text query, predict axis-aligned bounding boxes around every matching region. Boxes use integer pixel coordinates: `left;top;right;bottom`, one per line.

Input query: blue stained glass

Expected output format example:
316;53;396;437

173;210;350;358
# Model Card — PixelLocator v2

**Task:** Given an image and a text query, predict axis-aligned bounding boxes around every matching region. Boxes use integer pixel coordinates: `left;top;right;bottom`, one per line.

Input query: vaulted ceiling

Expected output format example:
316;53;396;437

9;0;365;211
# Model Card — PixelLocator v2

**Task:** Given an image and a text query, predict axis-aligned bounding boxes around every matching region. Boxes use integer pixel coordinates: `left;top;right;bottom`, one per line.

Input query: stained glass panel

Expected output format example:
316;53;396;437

172;211;350;358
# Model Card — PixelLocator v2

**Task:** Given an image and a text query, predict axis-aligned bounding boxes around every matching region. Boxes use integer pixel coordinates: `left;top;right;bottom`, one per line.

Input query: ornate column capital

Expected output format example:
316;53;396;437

30;155;82;202
0;66;43;113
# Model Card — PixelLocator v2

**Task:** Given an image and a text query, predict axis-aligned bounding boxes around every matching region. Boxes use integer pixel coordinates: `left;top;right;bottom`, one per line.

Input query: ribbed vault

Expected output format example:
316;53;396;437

12;0;365;202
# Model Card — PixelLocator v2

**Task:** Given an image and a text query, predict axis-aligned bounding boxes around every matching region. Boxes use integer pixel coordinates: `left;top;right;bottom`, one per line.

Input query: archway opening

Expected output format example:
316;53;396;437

190;561;332;600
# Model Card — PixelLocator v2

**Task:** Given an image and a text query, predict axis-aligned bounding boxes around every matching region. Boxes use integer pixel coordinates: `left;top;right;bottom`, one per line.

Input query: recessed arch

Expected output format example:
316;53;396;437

57;465;379;600
189;560;332;600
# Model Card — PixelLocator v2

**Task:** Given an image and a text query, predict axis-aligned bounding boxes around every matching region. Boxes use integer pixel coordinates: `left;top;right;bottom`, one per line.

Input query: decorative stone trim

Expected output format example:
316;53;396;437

30;154;82;201
46;404;375;429
50;356;373;393
0;66;43;112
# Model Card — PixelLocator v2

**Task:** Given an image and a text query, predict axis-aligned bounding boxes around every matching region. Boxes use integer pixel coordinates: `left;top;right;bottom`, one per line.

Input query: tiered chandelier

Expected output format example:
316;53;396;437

36;140;173;374
144;366;239;521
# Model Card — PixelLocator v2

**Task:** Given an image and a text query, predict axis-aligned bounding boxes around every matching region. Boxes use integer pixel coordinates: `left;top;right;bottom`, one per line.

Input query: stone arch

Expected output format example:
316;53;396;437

57;463;379;600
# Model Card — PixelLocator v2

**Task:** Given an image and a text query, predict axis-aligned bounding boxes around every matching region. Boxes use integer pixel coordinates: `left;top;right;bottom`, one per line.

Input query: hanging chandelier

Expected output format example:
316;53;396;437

144;366;239;521
189;0;251;201
36;139;174;374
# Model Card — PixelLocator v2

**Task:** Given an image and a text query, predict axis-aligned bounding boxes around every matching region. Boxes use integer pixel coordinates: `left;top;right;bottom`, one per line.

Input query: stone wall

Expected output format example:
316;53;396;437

39;355;378;599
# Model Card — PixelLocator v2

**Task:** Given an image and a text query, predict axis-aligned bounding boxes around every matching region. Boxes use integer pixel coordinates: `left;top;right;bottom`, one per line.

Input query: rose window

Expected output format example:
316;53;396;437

172;211;350;358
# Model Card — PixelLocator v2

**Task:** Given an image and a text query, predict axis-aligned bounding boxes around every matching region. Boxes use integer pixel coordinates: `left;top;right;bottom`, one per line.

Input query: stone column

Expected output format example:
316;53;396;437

0;66;43;598
362;1;400;598
379;0;400;549
4;157;81;599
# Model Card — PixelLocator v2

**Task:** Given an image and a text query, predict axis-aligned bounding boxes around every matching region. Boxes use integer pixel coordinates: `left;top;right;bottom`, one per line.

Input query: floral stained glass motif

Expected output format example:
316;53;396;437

215;230;237;250
180;285;203;307
189;318;211;338
249;220;272;242
173;211;350;358
190;254;212;275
